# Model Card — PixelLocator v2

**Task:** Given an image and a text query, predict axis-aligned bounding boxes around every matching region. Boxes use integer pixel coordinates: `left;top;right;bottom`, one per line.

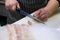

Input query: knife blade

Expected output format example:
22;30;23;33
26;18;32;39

17;9;45;24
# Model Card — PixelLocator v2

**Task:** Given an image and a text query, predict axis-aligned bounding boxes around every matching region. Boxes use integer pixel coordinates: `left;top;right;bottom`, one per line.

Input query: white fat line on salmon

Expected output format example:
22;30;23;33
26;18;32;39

6;24;17;40
14;24;22;40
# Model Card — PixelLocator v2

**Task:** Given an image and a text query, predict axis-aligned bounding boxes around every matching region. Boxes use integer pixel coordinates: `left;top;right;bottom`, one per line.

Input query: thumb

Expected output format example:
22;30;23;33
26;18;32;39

17;2;20;9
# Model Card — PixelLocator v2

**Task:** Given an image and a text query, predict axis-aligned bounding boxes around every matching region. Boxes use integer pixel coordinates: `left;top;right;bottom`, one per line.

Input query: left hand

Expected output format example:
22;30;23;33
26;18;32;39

33;8;49;21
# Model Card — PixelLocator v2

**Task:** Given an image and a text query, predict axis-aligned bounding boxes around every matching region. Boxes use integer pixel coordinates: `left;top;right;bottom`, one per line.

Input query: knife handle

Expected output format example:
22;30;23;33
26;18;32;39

16;8;30;16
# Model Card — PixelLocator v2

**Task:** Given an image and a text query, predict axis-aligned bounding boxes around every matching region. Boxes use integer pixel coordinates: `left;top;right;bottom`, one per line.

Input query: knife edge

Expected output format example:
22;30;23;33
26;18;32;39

27;15;45;24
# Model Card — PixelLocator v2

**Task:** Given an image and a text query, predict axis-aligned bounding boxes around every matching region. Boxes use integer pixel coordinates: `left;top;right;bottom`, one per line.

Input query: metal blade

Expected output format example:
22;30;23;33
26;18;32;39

27;14;45;24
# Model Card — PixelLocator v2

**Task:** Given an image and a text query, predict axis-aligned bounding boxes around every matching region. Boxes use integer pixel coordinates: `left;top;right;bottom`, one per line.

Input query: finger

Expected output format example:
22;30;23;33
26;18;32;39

36;11;45;20
5;3;13;10
42;14;47;18
5;1;12;10
33;10;41;18
41;17;48;21
5;5;12;10
39;10;46;17
40;14;48;21
38;17;47;22
5;2;17;11
33;13;40;18
39;9;48;17
5;3;10;10
17;2;20;9
11;4;16;11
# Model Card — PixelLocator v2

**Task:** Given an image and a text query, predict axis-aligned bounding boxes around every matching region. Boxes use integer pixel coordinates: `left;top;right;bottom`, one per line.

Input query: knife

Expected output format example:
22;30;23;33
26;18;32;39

17;8;45;24
0;1;45;24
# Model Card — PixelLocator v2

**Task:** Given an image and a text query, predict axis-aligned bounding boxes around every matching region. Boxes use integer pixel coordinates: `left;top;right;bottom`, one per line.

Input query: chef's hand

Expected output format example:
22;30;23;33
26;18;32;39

33;8;49;21
5;0;20;11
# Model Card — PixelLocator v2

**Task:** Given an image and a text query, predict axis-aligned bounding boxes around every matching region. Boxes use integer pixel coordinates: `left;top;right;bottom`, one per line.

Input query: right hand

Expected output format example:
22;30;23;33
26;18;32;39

5;0;20;11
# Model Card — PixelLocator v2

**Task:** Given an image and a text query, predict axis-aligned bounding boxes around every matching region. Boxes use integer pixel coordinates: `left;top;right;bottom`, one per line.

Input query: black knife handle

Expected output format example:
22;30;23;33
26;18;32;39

16;8;30;16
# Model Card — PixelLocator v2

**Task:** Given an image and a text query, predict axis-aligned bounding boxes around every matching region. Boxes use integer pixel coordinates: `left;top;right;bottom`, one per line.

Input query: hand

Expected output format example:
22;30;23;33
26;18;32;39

33;8;49;21
5;0;20;11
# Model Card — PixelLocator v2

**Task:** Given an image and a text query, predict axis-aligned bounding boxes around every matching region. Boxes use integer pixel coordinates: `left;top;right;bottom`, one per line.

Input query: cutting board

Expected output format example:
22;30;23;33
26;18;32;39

0;8;60;40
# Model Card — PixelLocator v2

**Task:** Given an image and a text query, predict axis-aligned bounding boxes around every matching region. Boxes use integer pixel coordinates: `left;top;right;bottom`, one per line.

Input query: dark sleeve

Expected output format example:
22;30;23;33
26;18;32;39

57;0;60;6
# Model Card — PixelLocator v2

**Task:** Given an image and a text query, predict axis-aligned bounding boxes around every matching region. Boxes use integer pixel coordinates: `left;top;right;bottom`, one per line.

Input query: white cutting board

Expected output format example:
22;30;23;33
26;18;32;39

0;8;60;40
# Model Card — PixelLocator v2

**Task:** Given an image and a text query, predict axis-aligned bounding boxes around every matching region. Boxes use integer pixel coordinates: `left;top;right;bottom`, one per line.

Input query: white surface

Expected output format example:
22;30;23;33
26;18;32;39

0;26;9;40
29;24;60;40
